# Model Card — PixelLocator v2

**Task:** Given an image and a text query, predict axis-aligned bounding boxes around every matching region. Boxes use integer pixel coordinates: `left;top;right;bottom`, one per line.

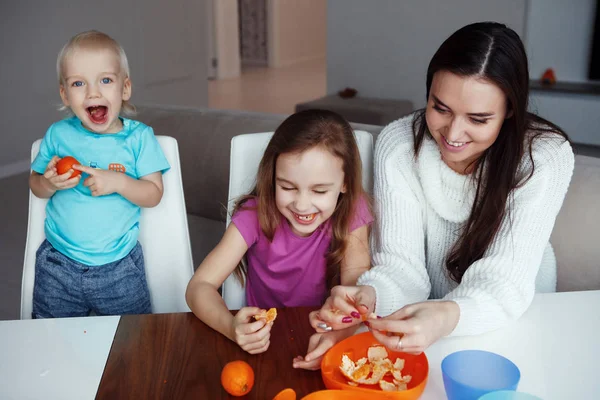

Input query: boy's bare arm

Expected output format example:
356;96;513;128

29;172;57;198
118;172;164;208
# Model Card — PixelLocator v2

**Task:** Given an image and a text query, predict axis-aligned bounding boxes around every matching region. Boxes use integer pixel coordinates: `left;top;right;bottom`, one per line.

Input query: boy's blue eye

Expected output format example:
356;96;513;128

101;77;112;84
72;81;84;87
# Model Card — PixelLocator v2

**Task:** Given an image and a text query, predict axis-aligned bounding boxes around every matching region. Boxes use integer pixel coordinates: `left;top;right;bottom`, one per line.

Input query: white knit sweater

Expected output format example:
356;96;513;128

357;114;574;336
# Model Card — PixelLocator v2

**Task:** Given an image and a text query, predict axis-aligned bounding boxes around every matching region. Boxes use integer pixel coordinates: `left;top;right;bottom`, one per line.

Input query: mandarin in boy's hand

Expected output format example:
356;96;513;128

221;360;255;396
56;156;81;178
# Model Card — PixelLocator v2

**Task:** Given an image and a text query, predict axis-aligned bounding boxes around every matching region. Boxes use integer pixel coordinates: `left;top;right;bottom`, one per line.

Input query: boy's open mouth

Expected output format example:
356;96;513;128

87;106;108;124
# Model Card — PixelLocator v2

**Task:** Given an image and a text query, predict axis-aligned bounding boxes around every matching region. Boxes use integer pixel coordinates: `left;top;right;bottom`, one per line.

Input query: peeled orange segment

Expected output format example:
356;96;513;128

360;312;376;322
254;308;277;323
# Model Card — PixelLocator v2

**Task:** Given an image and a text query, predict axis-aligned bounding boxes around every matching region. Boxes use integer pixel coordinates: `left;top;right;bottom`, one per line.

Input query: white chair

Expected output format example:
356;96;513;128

222;130;374;310
20;136;194;319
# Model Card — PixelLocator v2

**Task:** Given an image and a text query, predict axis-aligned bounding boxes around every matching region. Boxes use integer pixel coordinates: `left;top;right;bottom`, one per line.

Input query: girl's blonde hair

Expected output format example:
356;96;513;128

56;30;136;116
232;109;372;288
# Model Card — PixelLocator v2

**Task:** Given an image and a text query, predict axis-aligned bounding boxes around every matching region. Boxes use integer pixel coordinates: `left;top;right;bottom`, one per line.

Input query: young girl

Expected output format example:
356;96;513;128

29;31;170;318
185;109;373;366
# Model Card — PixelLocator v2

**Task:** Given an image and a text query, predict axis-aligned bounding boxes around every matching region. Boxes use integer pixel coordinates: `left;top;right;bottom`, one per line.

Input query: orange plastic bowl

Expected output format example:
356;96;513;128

320;332;429;399
302;389;377;399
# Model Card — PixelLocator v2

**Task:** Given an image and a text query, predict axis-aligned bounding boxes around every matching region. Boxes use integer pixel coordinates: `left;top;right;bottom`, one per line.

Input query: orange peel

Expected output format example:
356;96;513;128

338;345;411;391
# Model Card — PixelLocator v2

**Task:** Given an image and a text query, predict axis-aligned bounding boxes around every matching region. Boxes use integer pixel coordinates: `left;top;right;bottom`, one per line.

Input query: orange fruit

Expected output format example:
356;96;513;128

221;360;254;397
273;388;296;400
56;156;81;178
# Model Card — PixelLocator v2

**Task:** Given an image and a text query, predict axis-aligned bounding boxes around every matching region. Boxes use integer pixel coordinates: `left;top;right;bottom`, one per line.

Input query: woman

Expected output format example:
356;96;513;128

312;22;574;354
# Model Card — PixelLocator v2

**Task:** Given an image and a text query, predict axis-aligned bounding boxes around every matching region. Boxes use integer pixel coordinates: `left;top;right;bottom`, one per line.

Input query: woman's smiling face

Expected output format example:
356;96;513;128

425;70;509;174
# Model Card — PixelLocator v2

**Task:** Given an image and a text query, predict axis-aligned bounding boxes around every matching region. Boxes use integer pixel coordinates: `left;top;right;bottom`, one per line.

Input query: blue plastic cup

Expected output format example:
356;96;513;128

478;391;543;400
441;350;520;400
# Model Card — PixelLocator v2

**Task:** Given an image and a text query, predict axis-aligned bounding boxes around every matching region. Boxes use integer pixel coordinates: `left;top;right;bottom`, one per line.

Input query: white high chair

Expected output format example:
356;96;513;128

221;130;374;310
21;136;194;319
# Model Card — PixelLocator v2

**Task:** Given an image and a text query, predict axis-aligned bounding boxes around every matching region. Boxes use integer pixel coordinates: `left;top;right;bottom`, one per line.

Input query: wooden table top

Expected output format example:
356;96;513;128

96;307;326;399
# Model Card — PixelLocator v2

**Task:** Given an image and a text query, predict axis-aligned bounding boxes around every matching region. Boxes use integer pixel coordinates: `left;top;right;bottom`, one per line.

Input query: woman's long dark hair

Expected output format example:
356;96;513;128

412;22;569;283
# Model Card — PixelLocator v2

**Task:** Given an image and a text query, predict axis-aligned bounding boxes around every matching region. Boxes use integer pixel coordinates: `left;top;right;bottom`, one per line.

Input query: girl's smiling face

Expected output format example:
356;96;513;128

275;146;346;237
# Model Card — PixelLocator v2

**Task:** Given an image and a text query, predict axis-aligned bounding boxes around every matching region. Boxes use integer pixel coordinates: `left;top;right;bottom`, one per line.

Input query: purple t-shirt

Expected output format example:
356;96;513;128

232;197;373;308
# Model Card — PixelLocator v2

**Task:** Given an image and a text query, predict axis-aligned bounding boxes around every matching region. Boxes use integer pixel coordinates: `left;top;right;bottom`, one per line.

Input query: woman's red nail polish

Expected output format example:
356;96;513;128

364;321;370;327
342;316;352;323
377;315;382;319
351;311;360;318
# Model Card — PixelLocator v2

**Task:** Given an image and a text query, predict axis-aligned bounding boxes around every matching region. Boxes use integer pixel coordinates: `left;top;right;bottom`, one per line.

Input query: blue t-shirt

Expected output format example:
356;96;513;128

31;116;170;266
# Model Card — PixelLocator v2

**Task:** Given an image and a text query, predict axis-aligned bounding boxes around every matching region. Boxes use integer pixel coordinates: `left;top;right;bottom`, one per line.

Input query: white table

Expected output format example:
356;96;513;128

421;290;600;399
0;315;120;400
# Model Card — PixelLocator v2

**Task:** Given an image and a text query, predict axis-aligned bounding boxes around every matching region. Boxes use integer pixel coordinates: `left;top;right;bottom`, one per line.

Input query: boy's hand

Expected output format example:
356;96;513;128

231;307;273;354
73;165;126;197
43;156;80;191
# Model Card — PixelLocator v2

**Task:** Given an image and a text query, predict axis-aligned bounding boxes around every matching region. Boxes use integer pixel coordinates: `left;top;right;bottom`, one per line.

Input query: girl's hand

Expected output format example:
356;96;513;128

73;164;126;197
231;307;273;354
312;285;376;332
292;331;339;370
43;156;80;191
367;301;460;354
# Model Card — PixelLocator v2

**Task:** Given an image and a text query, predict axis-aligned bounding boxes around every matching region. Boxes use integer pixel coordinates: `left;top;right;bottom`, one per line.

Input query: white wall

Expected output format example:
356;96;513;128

0;0;208;176
530;93;600;146
214;0;241;79
268;0;327;67
326;0;527;109
526;0;600;146
526;0;597;82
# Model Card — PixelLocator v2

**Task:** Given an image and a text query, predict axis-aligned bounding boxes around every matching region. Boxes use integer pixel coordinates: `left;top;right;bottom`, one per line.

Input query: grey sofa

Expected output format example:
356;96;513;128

135;104;600;293
135;105;383;268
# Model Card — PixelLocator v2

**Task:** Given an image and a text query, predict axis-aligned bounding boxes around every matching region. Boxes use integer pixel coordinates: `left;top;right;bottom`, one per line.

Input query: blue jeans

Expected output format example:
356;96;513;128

32;240;152;318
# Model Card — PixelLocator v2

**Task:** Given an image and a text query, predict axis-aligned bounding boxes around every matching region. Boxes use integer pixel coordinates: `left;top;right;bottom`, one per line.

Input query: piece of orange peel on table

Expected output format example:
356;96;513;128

339;345;412;392
254;308;277;324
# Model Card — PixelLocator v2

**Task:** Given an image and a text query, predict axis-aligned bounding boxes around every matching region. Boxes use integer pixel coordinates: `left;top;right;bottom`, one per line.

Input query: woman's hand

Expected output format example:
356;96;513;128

367;301;460;354
311;285;377;332
230;307;273;354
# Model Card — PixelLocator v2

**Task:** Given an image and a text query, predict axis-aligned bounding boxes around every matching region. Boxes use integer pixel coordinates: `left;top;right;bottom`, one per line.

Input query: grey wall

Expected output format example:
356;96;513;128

0;0;208;176
326;0;527;109
526;0;597;82
526;0;600;146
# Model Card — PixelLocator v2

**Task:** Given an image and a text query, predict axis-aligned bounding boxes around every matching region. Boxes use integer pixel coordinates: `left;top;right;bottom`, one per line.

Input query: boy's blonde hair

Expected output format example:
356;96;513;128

56;30;135;116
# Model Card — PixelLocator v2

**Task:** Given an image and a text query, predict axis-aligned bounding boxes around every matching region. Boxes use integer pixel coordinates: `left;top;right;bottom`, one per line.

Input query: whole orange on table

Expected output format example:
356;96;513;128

56;156;81;178
221;360;255;397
